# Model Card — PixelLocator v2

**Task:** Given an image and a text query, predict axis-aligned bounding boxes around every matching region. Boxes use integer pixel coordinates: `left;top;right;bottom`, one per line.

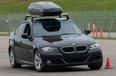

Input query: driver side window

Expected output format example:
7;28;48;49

15;23;26;37
24;24;31;37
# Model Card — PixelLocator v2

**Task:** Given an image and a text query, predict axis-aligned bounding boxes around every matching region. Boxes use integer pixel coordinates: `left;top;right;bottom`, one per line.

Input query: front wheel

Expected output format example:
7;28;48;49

9;48;21;68
34;51;45;72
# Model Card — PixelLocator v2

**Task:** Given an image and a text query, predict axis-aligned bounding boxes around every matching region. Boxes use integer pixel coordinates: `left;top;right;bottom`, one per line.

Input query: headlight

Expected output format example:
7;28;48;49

42;47;59;53
89;43;100;50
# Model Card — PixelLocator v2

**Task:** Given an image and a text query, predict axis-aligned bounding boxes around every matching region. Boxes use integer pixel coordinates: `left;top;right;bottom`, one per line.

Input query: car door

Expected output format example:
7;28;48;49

20;24;34;63
13;22;27;61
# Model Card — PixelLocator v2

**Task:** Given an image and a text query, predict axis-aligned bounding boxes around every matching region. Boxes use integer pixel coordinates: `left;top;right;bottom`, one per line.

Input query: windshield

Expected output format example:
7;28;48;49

33;19;83;36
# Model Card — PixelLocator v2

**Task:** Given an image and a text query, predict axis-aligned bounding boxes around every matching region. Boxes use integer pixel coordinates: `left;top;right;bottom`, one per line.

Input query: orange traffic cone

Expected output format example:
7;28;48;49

87;20;91;29
94;24;98;37
105;57;112;69
100;27;103;39
92;24;95;37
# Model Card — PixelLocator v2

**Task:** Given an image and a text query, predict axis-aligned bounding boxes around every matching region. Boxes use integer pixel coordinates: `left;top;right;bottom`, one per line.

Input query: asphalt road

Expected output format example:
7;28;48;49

0;36;116;76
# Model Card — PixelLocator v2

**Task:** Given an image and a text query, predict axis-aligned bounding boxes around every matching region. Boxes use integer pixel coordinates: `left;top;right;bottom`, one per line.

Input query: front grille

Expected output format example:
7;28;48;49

65;58;86;63
88;53;102;62
51;60;64;64
76;46;86;52
62;47;74;52
62;45;87;52
88;56;101;62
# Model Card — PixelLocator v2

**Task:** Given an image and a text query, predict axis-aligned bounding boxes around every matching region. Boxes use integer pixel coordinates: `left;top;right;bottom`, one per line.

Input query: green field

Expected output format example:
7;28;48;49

0;0;116;33
1;0;116;13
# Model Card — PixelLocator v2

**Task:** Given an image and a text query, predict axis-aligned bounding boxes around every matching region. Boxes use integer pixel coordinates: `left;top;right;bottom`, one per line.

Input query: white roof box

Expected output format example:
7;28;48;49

28;2;63;16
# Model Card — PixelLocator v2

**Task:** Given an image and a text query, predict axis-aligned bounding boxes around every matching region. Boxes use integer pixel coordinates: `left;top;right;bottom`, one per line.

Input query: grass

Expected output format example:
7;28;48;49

1;0;116;13
0;0;116;32
0;34;9;36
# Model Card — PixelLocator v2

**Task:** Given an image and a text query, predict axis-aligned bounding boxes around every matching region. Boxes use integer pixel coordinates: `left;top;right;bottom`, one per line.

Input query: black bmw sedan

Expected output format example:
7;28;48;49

8;16;103;72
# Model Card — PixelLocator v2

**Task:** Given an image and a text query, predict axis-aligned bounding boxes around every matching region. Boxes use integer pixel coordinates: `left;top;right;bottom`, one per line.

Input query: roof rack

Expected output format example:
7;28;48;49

59;13;69;20
25;15;39;21
24;13;70;22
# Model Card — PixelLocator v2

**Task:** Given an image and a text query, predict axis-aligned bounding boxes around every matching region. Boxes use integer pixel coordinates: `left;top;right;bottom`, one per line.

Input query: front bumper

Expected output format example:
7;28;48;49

40;49;103;67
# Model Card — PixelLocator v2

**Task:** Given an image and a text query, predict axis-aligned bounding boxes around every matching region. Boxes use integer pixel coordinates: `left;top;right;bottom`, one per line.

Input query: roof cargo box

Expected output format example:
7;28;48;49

28;2;63;16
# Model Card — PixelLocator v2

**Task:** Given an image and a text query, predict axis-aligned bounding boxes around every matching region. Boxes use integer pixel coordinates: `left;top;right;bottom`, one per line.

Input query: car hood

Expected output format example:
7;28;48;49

35;34;96;47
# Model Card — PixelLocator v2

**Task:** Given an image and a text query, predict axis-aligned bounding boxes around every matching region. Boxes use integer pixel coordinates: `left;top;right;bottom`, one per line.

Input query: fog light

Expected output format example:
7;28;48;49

47;60;51;64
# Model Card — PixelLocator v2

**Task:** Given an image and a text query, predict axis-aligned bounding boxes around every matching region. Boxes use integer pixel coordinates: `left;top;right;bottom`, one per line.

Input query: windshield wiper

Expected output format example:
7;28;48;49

40;34;60;37
60;33;77;35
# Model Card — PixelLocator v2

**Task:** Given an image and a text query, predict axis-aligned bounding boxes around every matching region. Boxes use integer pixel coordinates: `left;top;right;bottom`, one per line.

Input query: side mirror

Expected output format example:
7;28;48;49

84;29;91;35
21;33;28;39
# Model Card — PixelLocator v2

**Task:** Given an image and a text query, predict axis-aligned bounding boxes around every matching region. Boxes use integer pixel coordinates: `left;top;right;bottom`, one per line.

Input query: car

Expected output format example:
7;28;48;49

8;2;103;72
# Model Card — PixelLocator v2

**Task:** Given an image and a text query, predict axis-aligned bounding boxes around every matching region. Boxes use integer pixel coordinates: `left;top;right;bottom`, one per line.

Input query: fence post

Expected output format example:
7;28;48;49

8;13;11;35
107;18;113;37
85;8;87;28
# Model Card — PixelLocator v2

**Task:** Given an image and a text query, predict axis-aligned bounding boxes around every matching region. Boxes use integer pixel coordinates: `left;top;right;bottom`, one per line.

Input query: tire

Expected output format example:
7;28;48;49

34;51;45;72
88;56;103;70
9;48;21;68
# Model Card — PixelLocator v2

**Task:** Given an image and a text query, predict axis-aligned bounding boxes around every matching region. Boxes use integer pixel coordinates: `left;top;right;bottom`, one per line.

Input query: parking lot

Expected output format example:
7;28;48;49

0;36;116;76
